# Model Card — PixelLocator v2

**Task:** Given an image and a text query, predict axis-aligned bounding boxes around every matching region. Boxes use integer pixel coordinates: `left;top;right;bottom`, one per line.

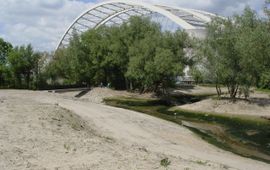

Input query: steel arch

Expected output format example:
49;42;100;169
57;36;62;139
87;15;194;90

56;0;217;51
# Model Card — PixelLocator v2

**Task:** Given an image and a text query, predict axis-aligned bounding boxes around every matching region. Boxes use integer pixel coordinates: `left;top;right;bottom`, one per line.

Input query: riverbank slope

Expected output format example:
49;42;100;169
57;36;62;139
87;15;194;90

0;90;269;169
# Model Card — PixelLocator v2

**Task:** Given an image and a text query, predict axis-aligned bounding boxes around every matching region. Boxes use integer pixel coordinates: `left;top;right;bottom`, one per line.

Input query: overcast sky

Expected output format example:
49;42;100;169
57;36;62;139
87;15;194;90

0;0;266;52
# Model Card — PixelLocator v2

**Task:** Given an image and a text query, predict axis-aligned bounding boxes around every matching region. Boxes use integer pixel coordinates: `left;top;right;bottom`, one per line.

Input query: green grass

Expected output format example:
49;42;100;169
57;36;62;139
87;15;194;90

256;88;270;94
198;84;225;88
160;158;171;168
104;97;270;163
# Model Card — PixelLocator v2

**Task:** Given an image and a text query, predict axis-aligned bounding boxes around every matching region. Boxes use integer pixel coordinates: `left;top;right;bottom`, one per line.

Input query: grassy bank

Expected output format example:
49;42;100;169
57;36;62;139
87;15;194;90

256;88;270;94
104;97;270;163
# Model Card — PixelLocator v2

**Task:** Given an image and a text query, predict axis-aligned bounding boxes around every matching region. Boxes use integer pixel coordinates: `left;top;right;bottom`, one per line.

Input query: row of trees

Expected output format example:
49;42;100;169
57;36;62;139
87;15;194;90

49;4;270;97
47;17;191;93
0;1;269;98
0;38;43;89
192;4;270;98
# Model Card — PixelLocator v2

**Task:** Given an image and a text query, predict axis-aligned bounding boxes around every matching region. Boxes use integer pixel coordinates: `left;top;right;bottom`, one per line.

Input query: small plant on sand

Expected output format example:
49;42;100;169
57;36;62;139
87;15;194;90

160;158;171;168
196;160;207;165
64;144;70;152
221;164;230;169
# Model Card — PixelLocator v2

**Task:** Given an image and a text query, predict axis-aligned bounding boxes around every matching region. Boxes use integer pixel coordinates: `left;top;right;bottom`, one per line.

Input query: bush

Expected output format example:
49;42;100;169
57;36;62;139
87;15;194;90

259;71;270;89
160;158;171;168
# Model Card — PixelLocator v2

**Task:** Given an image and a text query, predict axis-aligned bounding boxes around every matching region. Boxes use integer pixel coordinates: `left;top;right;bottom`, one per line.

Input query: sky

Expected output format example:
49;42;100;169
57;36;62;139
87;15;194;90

0;0;267;52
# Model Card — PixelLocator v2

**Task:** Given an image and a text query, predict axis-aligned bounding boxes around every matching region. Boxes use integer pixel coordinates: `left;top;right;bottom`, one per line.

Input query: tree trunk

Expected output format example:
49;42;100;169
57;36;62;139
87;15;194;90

125;78;129;90
228;84;239;99
139;86;144;94
0;75;3;87
154;83;159;94
129;81;133;91
16;74;21;89
26;72;30;89
216;84;222;97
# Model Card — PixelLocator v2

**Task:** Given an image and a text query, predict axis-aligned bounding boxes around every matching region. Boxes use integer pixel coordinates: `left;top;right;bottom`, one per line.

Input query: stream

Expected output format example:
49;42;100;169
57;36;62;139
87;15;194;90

104;95;270;163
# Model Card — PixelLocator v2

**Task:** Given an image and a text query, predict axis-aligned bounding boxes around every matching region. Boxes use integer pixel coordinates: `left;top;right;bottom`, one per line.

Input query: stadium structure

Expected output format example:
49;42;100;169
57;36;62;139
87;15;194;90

56;0;218;51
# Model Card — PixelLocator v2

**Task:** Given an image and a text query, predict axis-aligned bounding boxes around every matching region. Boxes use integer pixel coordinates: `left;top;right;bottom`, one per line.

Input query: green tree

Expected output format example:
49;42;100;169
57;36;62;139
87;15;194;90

126;29;186;93
265;0;270;18
190;67;203;84
50;16;189;93
202;7;269;98
203;17;239;98
8;44;40;88
125;23;162;92
0;38;12;87
259;71;270;89
81;28;110;86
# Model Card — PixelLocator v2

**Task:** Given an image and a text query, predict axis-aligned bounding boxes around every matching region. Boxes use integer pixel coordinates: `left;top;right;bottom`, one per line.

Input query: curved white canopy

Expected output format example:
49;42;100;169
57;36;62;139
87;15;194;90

56;0;217;50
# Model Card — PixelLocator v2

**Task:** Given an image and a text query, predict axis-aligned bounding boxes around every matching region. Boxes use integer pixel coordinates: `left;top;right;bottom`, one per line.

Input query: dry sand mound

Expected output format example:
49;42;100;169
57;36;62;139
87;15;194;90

78;88;154;104
0;92;171;170
177;96;270;118
174;86;226;95
55;87;154;104
174;86;270;118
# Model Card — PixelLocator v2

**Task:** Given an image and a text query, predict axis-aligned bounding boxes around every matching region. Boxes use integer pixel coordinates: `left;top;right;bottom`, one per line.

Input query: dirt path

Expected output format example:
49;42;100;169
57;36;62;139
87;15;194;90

0;90;269;170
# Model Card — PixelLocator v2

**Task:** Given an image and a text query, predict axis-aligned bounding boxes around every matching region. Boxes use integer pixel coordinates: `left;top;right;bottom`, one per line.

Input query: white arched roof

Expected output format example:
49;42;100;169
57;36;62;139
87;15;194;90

56;0;218;50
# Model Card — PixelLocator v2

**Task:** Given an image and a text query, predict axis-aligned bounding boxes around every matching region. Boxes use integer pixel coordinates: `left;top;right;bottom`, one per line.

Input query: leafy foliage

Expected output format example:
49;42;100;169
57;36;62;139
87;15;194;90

0;38;12;87
0;39;42;89
199;7;270;98
1;5;269;93
49;16;189;93
189;66;203;84
265;0;270;19
8;44;41;88
259;71;270;89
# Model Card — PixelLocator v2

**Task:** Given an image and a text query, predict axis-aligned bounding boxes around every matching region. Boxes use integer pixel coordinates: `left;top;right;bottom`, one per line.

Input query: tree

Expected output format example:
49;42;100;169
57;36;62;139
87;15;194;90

261;0;270;89
81;28;111;87
49;16;189;93
34;52;51;89
265;0;270;19
190;66;203;84
111;16;163;90
259;71;270;89
149;48;183;93
126;29;186;94
0;38;12;64
201;7;270;98
0;38;12;87
8;44;40;88
125;23;162;92
203;17;240;98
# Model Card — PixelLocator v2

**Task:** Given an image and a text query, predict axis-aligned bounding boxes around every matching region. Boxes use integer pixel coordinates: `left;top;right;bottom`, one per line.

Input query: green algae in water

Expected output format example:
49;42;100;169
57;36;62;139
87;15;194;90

104;97;270;163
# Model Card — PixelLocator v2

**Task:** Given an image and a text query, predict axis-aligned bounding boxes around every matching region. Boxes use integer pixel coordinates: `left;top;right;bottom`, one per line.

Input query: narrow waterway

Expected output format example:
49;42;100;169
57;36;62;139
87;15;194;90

104;96;270;163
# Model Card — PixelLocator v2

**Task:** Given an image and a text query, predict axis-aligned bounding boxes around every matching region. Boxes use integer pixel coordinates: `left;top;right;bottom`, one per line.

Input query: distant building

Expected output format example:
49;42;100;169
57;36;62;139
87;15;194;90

176;76;195;86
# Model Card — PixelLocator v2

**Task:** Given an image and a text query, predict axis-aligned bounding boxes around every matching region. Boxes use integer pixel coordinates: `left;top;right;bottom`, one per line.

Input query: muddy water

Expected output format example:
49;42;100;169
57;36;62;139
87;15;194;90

104;97;270;163
182;121;270;162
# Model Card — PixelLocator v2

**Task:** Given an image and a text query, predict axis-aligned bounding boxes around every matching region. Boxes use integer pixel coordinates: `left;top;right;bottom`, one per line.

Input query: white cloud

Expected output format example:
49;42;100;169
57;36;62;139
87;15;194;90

0;0;94;52
0;0;266;52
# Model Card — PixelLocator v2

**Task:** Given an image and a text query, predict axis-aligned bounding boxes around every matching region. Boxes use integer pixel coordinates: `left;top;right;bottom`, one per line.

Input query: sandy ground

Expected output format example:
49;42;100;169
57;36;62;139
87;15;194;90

0;90;270;170
174;86;224;95
58;88;154;104
176;87;270;117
